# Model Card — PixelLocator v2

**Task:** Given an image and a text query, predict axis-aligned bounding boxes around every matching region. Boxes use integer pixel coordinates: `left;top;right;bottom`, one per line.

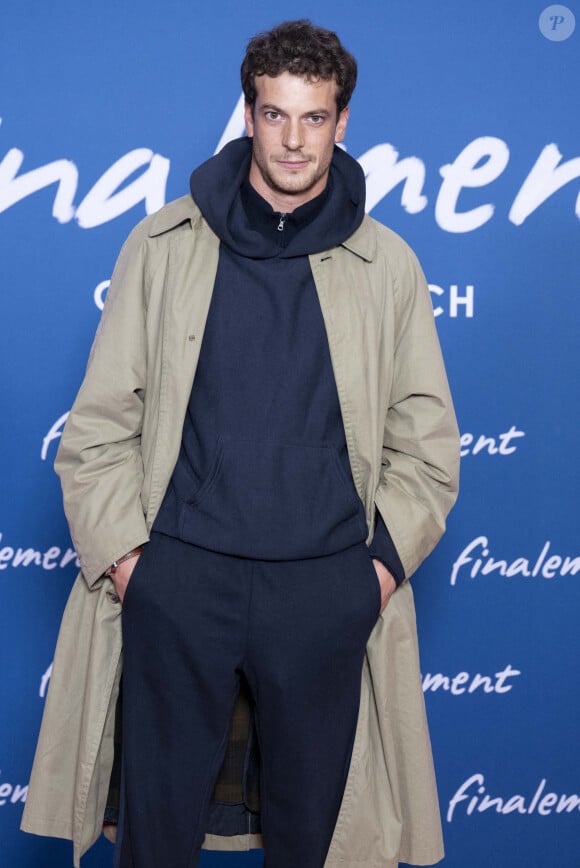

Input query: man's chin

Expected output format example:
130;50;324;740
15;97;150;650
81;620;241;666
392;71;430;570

268;171;322;197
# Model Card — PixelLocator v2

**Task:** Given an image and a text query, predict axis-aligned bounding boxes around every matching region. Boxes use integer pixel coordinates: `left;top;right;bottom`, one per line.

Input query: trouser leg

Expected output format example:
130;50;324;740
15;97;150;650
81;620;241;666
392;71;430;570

246;542;381;868
119;533;249;868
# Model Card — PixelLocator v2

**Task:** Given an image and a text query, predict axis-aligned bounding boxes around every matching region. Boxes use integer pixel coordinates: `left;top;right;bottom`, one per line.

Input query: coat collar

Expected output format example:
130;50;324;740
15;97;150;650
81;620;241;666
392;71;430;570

147;195;201;237
146;194;377;263
340;215;376;263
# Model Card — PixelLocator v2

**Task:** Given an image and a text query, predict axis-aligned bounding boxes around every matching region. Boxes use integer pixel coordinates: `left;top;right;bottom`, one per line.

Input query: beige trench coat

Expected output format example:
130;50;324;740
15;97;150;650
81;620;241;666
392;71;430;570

21;195;460;867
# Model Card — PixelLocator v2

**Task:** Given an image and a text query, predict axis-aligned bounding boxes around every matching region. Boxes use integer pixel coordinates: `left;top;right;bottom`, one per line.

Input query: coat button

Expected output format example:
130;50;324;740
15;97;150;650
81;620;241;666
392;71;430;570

106;590;120;604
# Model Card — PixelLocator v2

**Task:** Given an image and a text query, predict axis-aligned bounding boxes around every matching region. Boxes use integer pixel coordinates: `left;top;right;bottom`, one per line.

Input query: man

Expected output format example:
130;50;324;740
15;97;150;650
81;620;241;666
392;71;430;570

22;20;459;868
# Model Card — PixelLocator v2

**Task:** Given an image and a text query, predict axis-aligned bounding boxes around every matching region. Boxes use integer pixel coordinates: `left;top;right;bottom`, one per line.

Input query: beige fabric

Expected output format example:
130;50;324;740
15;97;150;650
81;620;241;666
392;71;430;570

21;196;459;866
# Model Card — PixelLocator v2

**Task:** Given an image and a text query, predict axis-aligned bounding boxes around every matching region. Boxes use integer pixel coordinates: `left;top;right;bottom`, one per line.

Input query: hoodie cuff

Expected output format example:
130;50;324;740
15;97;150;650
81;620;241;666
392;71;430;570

368;510;405;586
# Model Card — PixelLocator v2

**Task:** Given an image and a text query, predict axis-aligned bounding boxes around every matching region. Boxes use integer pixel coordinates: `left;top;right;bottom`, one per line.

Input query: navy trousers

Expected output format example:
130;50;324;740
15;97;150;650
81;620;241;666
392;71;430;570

118;532;381;868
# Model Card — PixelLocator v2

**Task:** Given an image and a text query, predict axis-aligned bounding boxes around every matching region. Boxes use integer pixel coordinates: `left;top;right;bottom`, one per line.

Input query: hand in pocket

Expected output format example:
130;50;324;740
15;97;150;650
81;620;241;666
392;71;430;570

111;552;142;604
372;559;396;613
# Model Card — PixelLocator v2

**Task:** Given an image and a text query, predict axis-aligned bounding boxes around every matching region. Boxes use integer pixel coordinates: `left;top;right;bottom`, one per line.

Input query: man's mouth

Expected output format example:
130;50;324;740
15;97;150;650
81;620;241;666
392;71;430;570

277;159;310;169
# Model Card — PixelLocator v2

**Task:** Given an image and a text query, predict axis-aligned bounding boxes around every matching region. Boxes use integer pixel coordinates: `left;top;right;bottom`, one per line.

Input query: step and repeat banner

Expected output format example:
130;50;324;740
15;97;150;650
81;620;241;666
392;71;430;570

1;2;578;866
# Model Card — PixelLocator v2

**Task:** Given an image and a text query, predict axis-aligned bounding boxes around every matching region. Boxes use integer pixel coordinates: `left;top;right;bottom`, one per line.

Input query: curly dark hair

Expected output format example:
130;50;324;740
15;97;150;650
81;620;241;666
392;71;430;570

241;20;357;115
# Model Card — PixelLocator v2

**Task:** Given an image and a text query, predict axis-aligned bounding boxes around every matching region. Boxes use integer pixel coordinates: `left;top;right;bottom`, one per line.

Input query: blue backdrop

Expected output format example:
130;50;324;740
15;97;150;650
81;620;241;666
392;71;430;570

1;1;579;866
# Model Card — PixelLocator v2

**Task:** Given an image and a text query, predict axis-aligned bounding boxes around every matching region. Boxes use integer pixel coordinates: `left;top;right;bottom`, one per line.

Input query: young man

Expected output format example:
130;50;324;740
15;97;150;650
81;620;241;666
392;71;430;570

22;20;459;868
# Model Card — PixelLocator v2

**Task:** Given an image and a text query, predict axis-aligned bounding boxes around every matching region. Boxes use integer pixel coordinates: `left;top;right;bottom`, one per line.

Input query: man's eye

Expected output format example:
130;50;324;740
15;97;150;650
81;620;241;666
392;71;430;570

265;111;280;120
309;115;323;124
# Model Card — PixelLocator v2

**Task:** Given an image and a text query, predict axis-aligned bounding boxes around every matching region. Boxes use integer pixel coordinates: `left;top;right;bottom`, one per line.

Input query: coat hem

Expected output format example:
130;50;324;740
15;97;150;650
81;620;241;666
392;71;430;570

20;815;73;840
400;846;445;866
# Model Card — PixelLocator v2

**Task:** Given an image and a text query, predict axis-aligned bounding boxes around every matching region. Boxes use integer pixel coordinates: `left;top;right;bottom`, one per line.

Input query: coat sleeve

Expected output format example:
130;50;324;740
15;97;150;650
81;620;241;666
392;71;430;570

55;224;151;588
374;240;460;580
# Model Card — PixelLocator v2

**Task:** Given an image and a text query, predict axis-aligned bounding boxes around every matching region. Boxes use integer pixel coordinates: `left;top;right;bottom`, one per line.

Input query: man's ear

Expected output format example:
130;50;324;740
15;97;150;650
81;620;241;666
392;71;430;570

335;106;350;143
244;102;255;137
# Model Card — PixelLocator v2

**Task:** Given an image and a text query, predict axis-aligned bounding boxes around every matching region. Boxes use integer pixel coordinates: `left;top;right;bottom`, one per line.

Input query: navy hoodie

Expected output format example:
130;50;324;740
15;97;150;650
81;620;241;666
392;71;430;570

154;138;403;580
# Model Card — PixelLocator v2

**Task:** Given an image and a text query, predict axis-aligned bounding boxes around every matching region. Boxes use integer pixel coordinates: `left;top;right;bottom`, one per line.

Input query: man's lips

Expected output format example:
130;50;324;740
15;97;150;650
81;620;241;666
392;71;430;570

277;159;310;169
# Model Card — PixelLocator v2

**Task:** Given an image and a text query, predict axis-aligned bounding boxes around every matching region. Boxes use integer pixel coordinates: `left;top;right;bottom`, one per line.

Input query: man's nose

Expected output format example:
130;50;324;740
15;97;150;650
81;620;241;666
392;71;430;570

282;118;304;151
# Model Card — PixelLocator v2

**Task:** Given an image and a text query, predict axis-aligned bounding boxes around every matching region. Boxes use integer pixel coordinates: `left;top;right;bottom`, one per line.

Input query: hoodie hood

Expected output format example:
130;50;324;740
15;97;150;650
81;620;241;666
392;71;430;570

189;137;366;259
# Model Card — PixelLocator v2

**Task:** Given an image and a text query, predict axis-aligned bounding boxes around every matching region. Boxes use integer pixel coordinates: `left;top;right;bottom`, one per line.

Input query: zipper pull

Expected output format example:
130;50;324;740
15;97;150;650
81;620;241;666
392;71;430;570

277;213;287;232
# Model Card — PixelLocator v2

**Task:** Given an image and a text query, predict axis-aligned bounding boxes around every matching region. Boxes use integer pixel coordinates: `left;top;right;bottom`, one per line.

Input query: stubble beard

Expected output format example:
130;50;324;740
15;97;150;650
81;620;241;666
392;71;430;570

253;150;331;200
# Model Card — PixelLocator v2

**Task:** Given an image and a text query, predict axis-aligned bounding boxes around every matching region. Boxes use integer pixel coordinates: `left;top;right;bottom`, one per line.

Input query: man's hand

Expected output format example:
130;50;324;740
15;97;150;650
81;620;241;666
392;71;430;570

110;552;141;603
372;559;397;613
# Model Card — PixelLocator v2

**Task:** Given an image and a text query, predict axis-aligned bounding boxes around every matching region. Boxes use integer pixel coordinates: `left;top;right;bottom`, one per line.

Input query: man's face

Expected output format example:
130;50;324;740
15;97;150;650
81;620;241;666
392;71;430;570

244;71;349;211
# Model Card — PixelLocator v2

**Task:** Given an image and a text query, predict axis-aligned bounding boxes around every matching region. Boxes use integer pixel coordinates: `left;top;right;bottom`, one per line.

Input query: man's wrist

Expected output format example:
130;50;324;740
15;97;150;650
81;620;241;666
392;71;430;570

369;510;405;586
105;546;142;577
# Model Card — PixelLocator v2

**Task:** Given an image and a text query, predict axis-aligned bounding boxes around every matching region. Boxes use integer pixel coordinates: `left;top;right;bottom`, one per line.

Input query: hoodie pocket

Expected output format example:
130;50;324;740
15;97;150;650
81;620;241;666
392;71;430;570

179;436;367;560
